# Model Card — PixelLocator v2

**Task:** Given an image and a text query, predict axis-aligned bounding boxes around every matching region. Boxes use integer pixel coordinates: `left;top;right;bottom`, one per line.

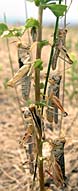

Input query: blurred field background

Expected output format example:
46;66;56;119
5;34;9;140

0;25;78;191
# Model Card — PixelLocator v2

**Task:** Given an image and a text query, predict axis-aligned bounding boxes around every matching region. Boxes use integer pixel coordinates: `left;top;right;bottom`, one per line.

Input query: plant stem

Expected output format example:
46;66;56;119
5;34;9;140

42;0;62;114
24;0;31;44
42;22;59;114
59;0;67;132
7;39;24;124
37;138;44;191
34;7;44;191
62;0;67;107
35;7;43;103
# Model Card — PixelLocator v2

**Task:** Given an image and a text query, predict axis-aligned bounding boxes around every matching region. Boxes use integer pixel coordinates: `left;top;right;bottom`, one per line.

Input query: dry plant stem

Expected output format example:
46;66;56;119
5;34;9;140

35;7;43;103
37;138;44;191
6;38;24;124
24;0;31;44
35;7;44;188
29;105;44;191
36;130;44;190
33;154;38;182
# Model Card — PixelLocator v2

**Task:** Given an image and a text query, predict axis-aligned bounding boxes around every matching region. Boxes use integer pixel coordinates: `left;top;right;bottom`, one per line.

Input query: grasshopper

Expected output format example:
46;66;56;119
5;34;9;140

46;75;62;124
21;105;43;176
52;28;73;70
52;138;66;180
18;43;32;100
45;138;66;187
8;43;32;100
17;44;34;174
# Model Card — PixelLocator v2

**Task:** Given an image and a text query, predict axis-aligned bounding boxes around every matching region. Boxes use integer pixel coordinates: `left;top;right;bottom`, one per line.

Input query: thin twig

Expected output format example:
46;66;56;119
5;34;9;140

67;0;73;13
24;0;31;44
4;13;24;125
59;0;67;133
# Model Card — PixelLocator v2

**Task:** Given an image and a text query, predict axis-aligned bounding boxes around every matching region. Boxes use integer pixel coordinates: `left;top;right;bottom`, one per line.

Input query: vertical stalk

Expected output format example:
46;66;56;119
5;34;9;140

35;7;43;103
42;18;59;114
29;106;44;191
42;0;62;115
43;17;59;96
35;8;44;189
62;0;67;107
24;0;31;44
59;0;67;132
43;0;62;99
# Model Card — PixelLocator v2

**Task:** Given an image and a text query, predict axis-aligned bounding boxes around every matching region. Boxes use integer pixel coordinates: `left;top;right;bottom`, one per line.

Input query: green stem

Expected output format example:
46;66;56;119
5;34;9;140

35;7;43;103
42;0;62;114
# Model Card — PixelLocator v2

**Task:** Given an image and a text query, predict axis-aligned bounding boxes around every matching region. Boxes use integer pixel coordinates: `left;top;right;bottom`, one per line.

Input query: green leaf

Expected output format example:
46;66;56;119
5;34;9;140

34;59;43;70
38;0;61;5
0;23;8;35
35;0;56;6
40;0;56;4
1;30;14;38
39;100;47;107
25;18;40;29
40;82;45;89
1;26;25;38
34;0;40;6
38;40;49;49
26;99;32;106
11;27;25;37
42;4;67;17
